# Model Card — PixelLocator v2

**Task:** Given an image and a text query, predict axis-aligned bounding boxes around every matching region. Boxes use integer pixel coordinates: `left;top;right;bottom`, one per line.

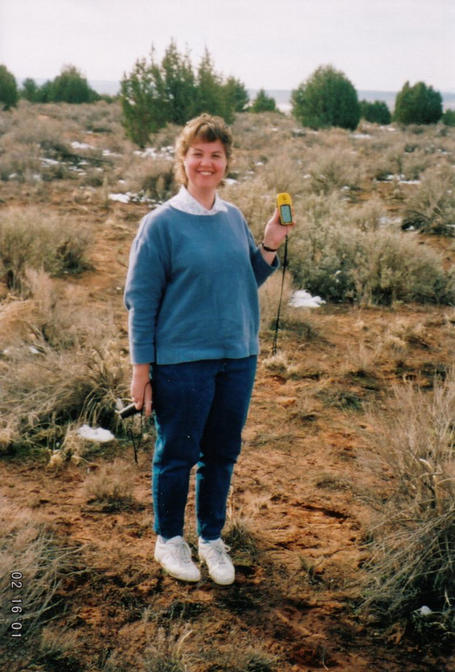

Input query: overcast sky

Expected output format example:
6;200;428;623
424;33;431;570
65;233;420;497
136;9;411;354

1;0;453;92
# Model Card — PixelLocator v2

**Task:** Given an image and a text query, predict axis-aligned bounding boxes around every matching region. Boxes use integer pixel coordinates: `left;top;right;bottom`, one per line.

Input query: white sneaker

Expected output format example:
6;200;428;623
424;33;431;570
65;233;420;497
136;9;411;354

154;536;201;582
198;538;235;585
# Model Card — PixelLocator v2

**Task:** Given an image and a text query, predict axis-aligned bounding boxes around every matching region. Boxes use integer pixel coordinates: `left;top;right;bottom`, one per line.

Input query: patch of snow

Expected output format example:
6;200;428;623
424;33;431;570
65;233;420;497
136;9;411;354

77;424;115;443
109;193;130;203
109;191;155;205
351;133;371;139
379;216;402;225
41;158;60;166
418;605;432;617
71;141;94;150
134;146;174;159
290;290;325;308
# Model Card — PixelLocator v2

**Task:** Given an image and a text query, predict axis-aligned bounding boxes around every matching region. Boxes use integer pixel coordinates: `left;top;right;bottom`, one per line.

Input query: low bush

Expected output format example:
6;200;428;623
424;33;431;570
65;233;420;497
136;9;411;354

0;207;91;290
402;162;455;236
289;194;455;305
362;372;455;642
0;280;129;453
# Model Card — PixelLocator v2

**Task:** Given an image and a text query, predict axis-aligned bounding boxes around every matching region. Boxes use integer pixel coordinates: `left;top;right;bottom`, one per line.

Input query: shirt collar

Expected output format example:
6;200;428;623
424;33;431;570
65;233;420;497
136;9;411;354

168;185;227;216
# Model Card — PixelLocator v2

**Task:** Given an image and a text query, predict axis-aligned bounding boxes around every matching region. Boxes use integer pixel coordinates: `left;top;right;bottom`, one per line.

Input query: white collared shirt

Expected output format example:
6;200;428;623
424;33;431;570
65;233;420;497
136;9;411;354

168;185;228;216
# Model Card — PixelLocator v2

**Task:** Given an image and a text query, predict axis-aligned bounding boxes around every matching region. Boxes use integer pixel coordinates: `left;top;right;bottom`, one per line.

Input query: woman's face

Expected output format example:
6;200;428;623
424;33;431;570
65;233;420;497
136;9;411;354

183;139;227;193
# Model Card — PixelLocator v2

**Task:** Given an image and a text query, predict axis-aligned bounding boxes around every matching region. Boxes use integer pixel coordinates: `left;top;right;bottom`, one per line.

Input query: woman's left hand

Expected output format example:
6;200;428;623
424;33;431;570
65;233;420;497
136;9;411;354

262;208;296;251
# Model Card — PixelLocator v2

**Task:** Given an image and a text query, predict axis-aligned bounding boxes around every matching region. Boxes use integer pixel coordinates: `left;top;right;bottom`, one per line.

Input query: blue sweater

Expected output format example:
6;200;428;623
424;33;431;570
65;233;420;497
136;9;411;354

124;200;277;365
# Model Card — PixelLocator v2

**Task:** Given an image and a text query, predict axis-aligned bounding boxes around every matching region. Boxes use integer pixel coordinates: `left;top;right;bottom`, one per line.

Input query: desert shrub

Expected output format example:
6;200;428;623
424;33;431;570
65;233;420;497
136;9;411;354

221;176;273;239
259;151;308;197
291;65;360;130
0;500;81;639
289;194;455;305
401;162;455;236
0;207;91;290
303;145;363;195
230;110;298;159
394;81;443;125
123;156;175;202
0;141;41;182
0;64;18;110
359;100;391;125
362;373;455;641
0;284;129;453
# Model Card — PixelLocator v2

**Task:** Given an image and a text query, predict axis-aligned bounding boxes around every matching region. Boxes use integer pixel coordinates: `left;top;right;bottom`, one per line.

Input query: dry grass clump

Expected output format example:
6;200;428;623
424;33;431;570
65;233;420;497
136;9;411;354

37;626;84;672
289;193;455;305
83;459;139;511
402;162;455;236
0;334;129;453
362;372;455;641
0;206;91;290
0;498;81;639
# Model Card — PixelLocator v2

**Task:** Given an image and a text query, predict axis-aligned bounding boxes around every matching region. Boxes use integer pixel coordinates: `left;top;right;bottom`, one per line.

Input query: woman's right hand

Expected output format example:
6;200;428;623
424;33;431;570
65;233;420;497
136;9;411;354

130;363;153;417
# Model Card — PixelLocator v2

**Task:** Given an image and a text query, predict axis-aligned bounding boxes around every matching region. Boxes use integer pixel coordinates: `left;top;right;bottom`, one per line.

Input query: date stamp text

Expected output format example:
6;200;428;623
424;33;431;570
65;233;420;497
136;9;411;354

10;571;23;637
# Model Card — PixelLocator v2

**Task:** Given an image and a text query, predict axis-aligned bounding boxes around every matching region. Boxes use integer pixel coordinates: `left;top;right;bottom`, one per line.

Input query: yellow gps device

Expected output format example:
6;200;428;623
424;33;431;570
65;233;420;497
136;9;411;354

276;192;293;225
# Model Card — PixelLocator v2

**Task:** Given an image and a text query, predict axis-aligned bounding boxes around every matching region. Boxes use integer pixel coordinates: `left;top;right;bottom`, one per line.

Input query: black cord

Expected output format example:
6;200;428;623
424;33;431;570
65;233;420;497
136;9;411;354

121;380;152;464
127;416;144;465
272;234;288;356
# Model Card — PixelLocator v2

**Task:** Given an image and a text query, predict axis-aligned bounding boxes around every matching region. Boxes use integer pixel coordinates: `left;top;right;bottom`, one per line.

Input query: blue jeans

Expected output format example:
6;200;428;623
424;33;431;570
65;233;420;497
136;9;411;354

151;356;257;541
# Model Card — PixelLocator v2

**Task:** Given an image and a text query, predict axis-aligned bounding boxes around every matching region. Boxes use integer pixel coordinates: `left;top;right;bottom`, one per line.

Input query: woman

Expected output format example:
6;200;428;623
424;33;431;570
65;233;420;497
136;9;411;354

124;113;293;585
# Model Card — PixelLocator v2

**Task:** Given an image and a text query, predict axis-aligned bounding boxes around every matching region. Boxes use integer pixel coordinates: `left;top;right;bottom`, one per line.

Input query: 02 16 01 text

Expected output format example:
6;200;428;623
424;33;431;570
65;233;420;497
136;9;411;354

10;571;23;638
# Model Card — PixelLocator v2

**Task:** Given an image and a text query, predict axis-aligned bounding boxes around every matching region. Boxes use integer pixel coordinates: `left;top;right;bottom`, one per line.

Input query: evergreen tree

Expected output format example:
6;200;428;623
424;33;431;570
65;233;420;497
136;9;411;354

21;77;39;102
0;65;18;110
251;88;276;112
35;80;54;103
291;65;360;130
393;81;443;125
121;53;168;147
51;65;99;103
223;76;249;113
195;49;229;120
359;99;391;124
443;109;455;127
161;40;196;124
120;41;248;145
